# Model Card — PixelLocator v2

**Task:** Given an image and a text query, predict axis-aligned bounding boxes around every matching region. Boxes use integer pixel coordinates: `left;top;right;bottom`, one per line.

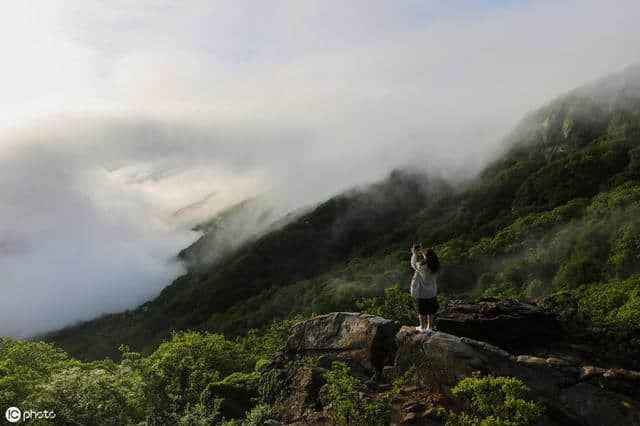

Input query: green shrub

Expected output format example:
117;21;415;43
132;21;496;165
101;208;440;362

544;275;640;331
554;253;601;288
203;372;260;419
173;401;222;425
238;314;308;361
324;362;391;426
356;284;417;325
609;224;640;275
577;275;640;329
24;365;146;426
140;331;254;422
0;338;70;409
445;372;544;426
523;279;546;301
243;404;276;426
257;369;289;405
0;321;302;425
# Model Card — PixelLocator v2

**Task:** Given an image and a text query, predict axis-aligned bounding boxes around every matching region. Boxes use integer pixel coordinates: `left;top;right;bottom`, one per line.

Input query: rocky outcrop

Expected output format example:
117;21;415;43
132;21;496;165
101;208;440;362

287;312;400;372
436;298;561;353
392;327;640;426
271;310;640;425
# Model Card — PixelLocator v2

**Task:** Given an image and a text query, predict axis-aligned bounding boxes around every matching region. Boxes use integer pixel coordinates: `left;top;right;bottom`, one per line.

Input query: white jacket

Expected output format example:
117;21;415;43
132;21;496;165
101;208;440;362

410;253;437;299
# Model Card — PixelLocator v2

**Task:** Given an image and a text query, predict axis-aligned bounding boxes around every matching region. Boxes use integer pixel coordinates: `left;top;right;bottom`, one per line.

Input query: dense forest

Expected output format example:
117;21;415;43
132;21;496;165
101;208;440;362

2;66;638;424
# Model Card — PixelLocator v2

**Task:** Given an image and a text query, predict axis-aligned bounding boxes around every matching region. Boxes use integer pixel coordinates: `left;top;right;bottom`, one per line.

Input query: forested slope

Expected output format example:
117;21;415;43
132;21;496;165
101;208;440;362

46;65;640;361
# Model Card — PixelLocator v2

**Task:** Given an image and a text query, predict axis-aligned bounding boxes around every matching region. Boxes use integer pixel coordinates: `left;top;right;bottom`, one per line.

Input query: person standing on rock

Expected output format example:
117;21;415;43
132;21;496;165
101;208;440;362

410;244;440;334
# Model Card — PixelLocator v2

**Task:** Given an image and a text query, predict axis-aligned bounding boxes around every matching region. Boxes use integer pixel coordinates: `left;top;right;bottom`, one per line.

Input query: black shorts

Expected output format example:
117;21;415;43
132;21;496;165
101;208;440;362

417;297;439;315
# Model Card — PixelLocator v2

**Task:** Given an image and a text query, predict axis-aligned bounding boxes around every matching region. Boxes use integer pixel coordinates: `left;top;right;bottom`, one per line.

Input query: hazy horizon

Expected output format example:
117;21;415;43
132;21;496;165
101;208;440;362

1;0;639;337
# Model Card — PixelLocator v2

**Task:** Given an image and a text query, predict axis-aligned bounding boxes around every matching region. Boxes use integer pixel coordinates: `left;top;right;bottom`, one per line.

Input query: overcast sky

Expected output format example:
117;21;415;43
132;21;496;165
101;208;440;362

1;0;639;337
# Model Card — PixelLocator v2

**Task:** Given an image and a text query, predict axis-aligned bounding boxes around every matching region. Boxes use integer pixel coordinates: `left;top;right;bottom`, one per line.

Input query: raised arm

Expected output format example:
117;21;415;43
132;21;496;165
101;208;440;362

410;252;420;272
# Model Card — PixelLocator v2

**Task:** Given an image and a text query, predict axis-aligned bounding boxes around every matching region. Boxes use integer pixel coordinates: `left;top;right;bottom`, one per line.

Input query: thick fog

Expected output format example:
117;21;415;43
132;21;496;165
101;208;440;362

1;0;639;337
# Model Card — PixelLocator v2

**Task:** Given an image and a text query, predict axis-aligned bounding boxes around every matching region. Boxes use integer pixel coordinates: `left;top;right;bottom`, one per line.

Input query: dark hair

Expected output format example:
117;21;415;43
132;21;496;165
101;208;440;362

424;248;440;273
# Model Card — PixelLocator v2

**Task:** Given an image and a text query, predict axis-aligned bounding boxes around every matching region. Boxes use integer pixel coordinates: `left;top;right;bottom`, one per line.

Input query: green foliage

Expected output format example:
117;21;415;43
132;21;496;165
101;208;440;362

0;338;69;410
445;372;544;426
0;325;296;425
577;275;640;329
242;404;276;426
357;284;417;325
140;331;253;422
523;279;546;301
391;365;415;395
587;182;640;217
554;253;601;288
470;198;588;259
237;314;307;362
24;366;145;426
610;224;640;274
257;369;289;406
324;362;392;426
173;401;222;425
204;372;261;419
544;273;640;334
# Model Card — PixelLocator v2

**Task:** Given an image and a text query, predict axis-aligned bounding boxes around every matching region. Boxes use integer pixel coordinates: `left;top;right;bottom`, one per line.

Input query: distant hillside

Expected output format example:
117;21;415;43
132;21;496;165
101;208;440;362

46;65;640;361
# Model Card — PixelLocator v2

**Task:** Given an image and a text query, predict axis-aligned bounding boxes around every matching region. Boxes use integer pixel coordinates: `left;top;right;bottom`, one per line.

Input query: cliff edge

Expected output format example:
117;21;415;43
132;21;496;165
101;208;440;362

264;304;640;425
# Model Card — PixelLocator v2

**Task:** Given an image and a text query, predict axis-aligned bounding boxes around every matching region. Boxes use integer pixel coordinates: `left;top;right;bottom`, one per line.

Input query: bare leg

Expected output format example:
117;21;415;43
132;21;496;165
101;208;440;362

419;315;427;329
427;314;434;330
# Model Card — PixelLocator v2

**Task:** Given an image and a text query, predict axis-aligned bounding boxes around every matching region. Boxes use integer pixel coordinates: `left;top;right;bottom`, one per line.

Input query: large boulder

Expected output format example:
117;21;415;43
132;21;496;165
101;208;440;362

436;298;561;353
393;326;640;426
287;312;400;372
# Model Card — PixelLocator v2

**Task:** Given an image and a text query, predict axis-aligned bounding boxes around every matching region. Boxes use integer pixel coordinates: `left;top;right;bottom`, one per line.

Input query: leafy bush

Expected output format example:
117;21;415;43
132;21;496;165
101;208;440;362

140;331;254;422
243;404;276;426
577;275;640;329
324;362;391;426
25;366;145;426
257;369;289;405
544;274;640;332
357;284;417;325
523;279;546;301
238;314;308;362
0;338;69;410
0;319;303;425
445;372;544;426
609;224;640;275
470;198;588;259
554;253;601;288
203;372;260;419
173;401;222;425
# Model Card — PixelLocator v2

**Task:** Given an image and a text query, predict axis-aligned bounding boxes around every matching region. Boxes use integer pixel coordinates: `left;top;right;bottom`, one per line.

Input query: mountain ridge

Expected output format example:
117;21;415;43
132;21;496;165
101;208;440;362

45;66;640;363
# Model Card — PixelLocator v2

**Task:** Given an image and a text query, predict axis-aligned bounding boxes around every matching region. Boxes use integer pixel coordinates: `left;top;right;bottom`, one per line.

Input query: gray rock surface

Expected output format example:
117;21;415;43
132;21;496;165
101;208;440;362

395;326;640;426
287;312;400;371
273;311;640;425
